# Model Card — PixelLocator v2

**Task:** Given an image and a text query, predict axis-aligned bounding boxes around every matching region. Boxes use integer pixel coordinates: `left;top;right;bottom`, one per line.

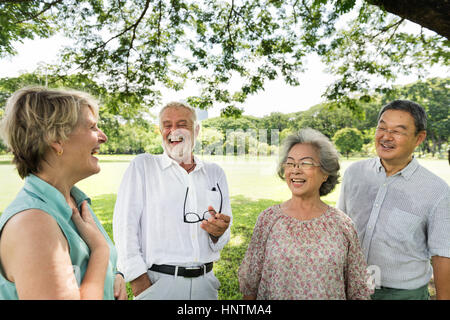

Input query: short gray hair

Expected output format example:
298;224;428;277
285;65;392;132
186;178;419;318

159;101;197;127
277;128;340;196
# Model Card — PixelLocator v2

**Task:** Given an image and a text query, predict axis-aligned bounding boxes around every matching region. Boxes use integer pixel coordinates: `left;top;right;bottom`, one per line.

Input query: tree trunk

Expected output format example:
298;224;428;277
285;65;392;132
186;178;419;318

431;137;436;157
367;0;450;39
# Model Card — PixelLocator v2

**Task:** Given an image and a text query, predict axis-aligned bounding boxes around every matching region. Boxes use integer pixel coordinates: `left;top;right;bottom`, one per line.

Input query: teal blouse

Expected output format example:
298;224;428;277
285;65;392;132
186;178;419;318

0;174;118;300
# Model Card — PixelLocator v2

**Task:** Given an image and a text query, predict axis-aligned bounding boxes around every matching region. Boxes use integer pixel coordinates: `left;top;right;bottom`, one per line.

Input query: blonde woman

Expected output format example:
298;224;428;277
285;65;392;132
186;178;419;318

0;87;126;299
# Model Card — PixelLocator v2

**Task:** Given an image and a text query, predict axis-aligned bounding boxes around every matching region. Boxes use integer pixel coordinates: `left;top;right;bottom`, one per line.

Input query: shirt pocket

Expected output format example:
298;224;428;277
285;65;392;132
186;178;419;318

387;208;423;244
205;189;222;213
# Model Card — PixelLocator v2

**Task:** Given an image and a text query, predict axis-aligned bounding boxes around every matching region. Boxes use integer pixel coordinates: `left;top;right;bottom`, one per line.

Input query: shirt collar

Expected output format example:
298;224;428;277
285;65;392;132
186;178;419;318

398;157;419;180
24;174;91;221
193;155;205;172
375;156;419;180
375;157;384;173
161;151;205;173
161;151;174;170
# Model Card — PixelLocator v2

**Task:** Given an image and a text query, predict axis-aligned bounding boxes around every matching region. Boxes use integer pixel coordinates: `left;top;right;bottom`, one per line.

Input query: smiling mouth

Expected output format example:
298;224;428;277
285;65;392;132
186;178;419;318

168;135;184;143
291;178;306;186
91;148;100;155
380;142;395;150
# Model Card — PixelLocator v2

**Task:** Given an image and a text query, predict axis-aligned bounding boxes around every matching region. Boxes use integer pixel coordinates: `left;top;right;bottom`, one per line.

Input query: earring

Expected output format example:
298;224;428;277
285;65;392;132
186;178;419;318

57;150;63;156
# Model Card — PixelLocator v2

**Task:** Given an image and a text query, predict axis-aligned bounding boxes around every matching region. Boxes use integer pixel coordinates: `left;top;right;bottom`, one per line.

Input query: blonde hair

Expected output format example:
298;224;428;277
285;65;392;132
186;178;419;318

0;86;100;178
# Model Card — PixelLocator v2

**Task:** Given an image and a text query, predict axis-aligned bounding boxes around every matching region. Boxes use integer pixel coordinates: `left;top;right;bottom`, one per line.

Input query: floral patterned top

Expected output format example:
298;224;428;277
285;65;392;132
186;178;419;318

238;205;373;300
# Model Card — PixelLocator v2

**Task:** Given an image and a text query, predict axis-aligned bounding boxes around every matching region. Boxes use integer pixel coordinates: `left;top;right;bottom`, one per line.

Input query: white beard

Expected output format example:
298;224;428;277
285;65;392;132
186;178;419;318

162;128;194;164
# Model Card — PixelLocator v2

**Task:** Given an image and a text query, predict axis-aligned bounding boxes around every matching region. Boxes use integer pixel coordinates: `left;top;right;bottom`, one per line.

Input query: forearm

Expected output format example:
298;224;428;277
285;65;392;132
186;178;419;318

432;256;450;300
130;272;152;297
79;247;110;300
435;276;450;300
113;197;146;281
209;233;219;243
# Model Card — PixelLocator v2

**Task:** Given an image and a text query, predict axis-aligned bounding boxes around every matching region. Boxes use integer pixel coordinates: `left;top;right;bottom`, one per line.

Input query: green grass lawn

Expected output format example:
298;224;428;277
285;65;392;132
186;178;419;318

0;154;448;299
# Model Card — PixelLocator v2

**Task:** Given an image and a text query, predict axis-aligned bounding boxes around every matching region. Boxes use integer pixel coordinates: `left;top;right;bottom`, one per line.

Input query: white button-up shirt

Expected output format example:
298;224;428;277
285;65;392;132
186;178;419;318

113;153;232;282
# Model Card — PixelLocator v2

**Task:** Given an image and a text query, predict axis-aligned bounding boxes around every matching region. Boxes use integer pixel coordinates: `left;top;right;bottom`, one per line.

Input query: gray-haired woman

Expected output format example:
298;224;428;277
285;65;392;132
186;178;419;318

238;128;372;300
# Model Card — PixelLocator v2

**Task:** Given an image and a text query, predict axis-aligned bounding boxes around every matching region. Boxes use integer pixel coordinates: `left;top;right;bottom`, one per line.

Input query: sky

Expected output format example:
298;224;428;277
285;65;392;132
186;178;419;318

0;31;448;119
0;34;333;118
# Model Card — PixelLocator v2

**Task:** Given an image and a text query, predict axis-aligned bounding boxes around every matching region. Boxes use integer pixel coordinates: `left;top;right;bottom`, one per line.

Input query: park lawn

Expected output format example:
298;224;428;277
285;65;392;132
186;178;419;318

1;154;448;212
0;154;448;299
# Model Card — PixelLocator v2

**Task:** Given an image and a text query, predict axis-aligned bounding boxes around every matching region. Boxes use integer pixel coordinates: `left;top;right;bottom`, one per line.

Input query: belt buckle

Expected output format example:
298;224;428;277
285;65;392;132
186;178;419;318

184;265;205;278
185;266;199;278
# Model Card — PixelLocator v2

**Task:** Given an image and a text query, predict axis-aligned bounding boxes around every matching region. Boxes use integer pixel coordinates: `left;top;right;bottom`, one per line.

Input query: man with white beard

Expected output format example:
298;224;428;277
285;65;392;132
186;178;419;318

113;102;232;300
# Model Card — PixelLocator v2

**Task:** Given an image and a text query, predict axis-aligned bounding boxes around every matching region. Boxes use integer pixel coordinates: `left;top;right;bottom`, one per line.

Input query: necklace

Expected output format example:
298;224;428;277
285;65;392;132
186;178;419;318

185;163;196;173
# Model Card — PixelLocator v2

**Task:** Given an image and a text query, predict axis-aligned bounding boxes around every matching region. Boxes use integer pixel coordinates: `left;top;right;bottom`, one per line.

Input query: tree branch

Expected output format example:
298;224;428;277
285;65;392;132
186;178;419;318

92;0;150;53
14;0;63;24
157;0;162;47
366;0;449;39
292;0;300;24
301;0;313;18
226;0;235;51
79;0;151;71
370;18;404;40
382;18;404;48
232;6;255;35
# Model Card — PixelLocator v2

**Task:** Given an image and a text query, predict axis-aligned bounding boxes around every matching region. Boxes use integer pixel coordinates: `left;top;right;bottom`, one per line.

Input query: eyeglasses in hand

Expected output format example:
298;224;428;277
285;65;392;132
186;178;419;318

183;183;223;223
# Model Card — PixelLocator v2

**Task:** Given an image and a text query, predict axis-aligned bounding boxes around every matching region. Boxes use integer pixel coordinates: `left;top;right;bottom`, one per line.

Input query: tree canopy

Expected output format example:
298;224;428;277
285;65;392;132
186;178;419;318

0;0;448;116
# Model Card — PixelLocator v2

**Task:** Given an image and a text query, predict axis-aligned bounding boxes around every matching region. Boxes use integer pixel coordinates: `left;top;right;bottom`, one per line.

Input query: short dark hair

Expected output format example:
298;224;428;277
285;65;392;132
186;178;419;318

378;100;427;135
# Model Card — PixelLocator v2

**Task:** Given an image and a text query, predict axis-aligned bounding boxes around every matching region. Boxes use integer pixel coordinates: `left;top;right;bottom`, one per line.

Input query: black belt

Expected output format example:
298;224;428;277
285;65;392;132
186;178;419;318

149;262;213;278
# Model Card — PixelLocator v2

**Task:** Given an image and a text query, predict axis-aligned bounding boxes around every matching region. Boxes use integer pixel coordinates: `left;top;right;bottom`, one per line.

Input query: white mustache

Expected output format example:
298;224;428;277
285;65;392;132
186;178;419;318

163;129;193;163
168;132;185;142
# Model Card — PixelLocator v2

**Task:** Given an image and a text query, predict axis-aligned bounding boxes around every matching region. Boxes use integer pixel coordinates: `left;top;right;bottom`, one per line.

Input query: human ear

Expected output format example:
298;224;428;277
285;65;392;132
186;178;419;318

50;141;64;156
415;130;427;147
194;123;200;139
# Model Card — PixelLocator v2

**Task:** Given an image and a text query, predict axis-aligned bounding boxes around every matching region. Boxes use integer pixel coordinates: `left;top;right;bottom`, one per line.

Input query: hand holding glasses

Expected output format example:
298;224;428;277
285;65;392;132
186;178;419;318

183;183;231;241
183;183;223;223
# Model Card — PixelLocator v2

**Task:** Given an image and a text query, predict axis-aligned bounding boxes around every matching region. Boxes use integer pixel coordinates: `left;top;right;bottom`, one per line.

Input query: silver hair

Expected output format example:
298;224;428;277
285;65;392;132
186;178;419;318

159;101;198;127
277;128;340;196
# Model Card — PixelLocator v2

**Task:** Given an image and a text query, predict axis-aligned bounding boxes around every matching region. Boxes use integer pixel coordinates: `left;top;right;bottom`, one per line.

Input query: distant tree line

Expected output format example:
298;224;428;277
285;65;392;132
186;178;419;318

200;77;448;158
0;76;448;158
